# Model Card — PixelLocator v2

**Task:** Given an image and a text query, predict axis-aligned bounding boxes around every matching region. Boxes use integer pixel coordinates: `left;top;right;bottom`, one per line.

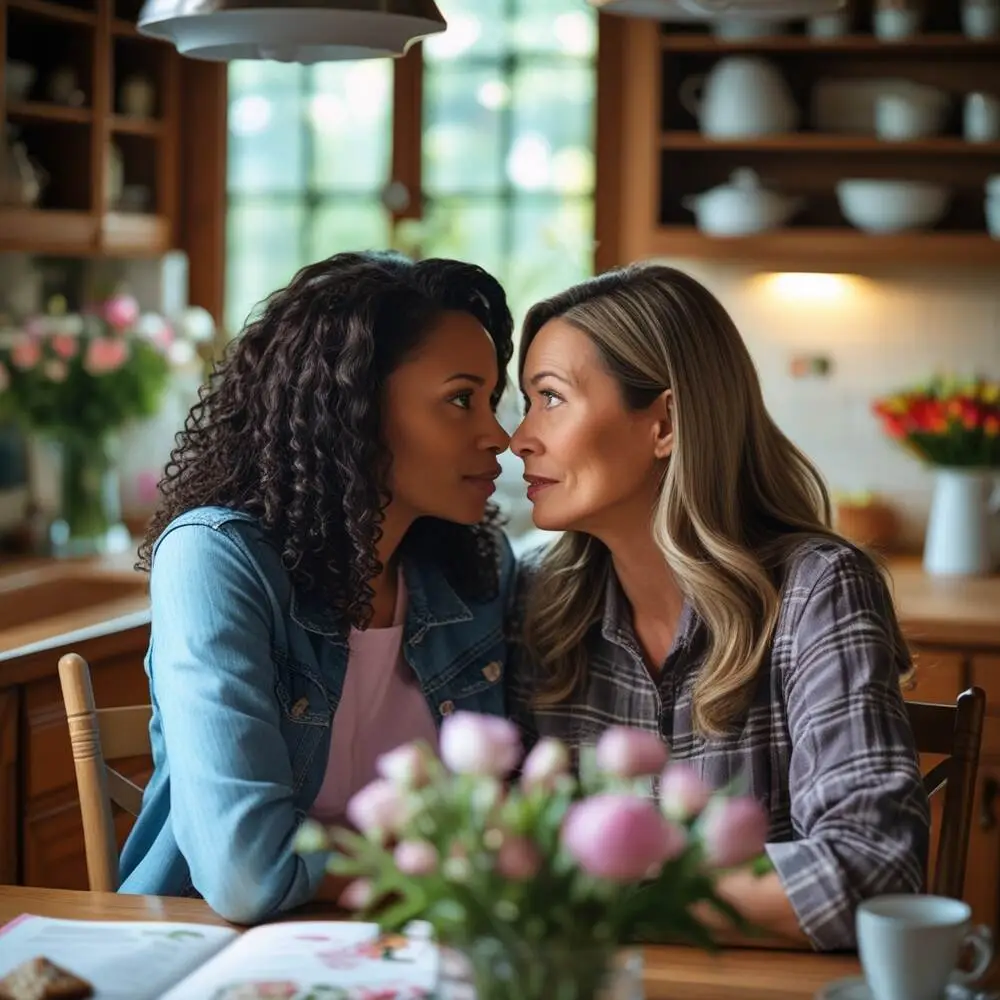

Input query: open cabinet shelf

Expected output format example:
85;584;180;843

660;32;1000;54
0;0;181;255
645;226;1000;267
596;0;1000;270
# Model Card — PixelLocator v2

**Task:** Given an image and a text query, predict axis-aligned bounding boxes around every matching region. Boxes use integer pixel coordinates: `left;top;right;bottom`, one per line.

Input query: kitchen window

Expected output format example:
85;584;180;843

224;0;597;340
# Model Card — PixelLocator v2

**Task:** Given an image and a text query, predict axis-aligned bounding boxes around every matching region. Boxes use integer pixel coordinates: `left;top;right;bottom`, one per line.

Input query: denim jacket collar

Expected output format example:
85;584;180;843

289;554;472;644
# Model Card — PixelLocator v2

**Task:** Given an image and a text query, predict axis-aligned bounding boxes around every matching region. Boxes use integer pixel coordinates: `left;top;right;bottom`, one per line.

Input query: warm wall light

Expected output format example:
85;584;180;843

759;272;862;303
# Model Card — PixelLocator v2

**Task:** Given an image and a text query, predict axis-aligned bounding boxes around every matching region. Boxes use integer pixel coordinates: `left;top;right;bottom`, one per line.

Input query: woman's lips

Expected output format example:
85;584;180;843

524;476;557;502
464;471;501;497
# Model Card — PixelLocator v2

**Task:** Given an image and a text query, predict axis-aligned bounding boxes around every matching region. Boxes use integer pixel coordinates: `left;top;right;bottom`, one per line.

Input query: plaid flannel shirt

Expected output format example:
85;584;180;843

507;537;930;952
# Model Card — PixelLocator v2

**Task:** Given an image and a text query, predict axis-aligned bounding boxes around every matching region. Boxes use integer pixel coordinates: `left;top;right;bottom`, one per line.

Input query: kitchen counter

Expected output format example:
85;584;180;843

885;557;1000;649
0;550;149;662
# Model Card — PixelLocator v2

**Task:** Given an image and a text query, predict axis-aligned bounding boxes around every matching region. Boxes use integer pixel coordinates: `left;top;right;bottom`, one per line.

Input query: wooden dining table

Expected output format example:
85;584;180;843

0;885;863;1000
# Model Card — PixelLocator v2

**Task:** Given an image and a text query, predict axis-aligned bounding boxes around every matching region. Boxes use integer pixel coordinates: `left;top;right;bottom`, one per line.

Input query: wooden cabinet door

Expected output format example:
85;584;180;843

903;647;965;705
0;687;19;884
963;760;1000;935
964;656;1000;943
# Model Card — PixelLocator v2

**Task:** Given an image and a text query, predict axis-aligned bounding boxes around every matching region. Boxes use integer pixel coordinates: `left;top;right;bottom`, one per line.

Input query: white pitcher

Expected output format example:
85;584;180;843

923;467;1000;576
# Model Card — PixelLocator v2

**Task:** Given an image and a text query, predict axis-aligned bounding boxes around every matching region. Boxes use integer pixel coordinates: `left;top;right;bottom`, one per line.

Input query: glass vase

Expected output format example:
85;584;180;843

47;432;131;558
439;938;643;1000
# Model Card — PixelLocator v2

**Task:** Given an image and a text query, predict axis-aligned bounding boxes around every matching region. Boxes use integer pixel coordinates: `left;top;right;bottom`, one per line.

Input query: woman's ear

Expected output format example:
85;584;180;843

651;389;674;460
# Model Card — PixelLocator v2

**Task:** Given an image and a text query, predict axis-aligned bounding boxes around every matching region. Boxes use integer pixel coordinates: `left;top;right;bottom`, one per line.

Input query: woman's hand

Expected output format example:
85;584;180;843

694;869;812;950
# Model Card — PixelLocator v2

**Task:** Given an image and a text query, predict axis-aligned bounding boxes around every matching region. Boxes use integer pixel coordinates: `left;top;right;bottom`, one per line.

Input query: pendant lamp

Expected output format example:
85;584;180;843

137;0;447;62
588;0;846;19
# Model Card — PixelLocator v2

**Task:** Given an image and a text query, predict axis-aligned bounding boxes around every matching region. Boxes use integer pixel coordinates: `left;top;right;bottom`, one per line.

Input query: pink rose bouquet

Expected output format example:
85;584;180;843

296;714;771;1000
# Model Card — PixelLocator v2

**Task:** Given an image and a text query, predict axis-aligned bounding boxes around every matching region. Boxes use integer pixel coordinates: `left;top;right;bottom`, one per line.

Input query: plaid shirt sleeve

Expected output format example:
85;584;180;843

766;549;930;952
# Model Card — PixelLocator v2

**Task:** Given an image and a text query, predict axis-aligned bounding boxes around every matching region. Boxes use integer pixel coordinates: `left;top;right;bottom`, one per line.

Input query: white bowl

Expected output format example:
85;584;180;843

836;179;951;234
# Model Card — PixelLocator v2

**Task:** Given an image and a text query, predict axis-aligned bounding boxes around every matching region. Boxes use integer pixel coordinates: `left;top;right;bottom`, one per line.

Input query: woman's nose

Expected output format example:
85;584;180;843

510;419;532;458
485;414;511;453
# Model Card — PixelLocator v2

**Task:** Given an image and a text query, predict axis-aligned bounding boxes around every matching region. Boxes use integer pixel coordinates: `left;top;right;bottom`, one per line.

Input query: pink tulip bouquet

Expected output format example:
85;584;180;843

0;293;172;441
0;293;173;551
296;713;770;1000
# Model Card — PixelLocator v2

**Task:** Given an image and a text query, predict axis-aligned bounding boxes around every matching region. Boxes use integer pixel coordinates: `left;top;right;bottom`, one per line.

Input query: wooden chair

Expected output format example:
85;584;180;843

57;651;152;893
907;686;986;899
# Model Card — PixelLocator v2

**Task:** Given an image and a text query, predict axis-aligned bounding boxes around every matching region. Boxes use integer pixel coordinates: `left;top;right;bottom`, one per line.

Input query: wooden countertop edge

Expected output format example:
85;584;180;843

900;619;1000;649
0;615;151;684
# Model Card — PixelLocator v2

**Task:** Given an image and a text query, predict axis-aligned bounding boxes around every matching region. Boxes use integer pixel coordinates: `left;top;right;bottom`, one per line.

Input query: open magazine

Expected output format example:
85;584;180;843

0;914;444;1000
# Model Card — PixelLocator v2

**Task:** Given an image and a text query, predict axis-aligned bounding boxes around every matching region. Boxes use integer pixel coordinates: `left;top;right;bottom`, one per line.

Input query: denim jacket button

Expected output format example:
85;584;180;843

439;700;455;716
482;661;502;683
290;697;310;719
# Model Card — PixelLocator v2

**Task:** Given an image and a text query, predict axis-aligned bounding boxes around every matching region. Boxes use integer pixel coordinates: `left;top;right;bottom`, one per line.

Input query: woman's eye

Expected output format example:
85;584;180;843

539;389;563;408
449;391;473;410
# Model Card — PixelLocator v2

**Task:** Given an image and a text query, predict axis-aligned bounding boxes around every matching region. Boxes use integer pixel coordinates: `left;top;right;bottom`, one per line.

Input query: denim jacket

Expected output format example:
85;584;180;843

118;506;513;923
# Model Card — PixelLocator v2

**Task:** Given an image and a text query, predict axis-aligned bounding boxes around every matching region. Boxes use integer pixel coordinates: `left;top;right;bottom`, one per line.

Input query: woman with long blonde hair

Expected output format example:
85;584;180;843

508;263;929;952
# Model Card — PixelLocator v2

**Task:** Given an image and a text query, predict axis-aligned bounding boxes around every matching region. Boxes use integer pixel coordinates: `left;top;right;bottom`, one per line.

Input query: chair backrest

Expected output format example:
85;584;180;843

906;686;986;900
57;652;152;893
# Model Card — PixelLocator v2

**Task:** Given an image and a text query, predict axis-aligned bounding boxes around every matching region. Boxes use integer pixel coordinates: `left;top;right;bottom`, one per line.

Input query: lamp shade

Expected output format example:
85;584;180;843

589;0;846;18
137;0;447;62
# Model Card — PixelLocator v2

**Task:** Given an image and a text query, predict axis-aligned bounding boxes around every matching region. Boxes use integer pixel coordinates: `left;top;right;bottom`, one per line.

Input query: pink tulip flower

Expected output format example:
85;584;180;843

49;334;78;360
562;793;686;882
393;840;438;876
521;738;570;791
439;712;522;777
103;293;140;332
377;743;431;789
699;796;769;869
84;337;129;375
496;835;542;881
346;779;410;839
595;726;668;778
44;359;69;383
10;337;41;371
338;879;373;910
659;763;712;822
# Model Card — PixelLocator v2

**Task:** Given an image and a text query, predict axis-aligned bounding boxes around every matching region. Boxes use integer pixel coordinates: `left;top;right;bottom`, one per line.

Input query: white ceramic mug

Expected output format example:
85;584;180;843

857;895;994;1000
807;11;851;37
962;0;1000;37
965;92;1000;142
873;7;922;39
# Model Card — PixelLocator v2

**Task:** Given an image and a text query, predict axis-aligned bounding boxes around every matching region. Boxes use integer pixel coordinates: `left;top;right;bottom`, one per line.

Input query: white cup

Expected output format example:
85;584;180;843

962;0;1000;37
873;7;922;39
857;895;994;1000
808;11;852;37
986;195;1000;238
965;92;1000;141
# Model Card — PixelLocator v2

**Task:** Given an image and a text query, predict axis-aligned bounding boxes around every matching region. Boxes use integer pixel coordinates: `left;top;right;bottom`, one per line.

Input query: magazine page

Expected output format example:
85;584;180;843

0;914;238;999
159;920;439;1000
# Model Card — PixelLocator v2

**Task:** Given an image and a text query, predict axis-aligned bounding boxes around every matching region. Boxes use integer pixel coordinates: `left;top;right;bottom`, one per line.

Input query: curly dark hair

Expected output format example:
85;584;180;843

137;250;514;628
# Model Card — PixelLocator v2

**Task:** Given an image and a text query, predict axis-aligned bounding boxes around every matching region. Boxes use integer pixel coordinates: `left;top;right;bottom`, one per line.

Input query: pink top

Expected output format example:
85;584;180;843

309;574;438;825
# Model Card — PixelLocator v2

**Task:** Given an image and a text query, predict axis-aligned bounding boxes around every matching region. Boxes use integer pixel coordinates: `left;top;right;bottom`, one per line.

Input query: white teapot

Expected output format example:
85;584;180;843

680;56;799;137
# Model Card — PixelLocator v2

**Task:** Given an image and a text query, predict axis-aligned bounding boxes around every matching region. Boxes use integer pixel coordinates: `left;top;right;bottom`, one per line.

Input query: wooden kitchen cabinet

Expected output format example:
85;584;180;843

963;762;1000;931
594;0;1000;271
0;0;227;307
0;688;19;885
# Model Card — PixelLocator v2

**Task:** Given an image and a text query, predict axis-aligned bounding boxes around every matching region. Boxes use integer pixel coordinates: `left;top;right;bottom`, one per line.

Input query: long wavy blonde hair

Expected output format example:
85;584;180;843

520;263;846;737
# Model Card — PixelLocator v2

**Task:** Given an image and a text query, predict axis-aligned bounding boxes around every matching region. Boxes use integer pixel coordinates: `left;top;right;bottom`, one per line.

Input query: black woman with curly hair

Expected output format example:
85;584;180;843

118;250;515;923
